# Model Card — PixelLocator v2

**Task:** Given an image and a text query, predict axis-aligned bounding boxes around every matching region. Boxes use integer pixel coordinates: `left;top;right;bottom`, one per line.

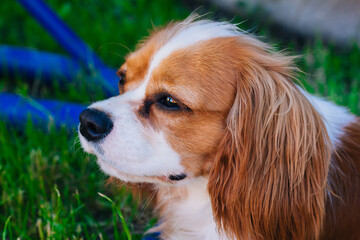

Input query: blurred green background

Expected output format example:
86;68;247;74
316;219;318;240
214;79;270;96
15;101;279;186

0;0;359;239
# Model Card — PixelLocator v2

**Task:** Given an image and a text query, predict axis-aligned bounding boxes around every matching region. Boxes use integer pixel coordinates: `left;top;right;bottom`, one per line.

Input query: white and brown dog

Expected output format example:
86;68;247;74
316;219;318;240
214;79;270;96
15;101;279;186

79;16;360;240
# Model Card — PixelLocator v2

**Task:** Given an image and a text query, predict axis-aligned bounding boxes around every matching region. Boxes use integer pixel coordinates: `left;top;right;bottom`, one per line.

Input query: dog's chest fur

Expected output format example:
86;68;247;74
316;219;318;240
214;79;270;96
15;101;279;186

154;177;229;240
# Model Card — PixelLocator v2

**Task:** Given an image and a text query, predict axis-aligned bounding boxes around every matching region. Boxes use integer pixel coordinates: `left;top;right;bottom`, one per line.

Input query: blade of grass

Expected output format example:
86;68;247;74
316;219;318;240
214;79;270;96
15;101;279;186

2;216;11;240
98;192;132;240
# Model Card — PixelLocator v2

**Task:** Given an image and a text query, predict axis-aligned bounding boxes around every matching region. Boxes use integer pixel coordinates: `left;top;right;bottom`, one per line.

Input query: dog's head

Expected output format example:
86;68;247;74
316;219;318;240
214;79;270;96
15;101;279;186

79;17;244;184
79;16;331;239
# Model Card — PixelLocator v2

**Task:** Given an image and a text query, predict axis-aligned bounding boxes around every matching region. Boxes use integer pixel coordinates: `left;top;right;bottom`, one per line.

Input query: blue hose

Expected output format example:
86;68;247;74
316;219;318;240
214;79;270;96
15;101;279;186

0;46;83;84
17;0;104;70
0;93;85;129
16;0;118;94
0;46;117;95
142;232;161;240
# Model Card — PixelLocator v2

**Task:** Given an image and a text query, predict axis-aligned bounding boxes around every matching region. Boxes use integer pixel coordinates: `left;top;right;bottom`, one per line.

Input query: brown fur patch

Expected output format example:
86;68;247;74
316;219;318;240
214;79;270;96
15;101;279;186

199;37;332;239
118;22;193;92
321;119;360;240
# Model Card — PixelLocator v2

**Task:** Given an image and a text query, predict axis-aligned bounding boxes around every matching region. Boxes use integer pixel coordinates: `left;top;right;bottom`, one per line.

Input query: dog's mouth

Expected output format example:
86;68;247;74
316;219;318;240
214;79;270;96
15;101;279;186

95;155;187;184
80;134;187;184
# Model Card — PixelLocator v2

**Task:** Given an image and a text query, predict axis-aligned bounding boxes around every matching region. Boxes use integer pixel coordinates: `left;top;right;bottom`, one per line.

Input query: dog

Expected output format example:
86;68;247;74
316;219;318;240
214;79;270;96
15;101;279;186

79;16;360;240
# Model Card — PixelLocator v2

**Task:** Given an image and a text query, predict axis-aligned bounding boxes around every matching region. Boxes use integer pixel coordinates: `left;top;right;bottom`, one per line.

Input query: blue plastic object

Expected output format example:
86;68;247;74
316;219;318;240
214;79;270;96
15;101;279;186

0;46;118;95
142;232;161;240
0;46;83;84
17;0;106;69
16;0;118;94
0;93;85;129
0;0;121;127
0;0;122;130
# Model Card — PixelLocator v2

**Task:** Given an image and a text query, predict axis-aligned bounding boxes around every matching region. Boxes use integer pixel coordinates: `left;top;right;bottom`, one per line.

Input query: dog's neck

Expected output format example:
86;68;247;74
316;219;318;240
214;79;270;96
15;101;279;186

152;177;229;240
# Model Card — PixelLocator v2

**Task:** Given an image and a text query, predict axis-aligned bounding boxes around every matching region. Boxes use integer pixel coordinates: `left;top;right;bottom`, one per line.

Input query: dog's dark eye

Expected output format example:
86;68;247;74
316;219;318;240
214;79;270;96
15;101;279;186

158;96;180;109
118;72;126;87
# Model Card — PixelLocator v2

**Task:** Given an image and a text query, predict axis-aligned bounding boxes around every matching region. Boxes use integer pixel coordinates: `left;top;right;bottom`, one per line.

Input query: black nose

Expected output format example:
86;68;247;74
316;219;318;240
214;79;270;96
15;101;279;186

79;108;113;142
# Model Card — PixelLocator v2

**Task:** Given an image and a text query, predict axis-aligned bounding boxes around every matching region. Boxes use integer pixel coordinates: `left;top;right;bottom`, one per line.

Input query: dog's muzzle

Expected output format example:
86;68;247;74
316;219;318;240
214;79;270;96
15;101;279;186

79;108;113;142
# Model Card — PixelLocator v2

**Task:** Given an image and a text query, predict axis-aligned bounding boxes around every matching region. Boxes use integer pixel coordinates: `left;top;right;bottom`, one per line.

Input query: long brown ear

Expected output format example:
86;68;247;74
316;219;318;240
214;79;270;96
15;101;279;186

208;42;332;240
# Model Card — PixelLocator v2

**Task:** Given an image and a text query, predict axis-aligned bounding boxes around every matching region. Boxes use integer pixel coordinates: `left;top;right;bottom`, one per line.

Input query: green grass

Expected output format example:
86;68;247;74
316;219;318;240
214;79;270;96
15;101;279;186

301;41;360;114
0;1;189;239
0;120;156;239
0;0;359;239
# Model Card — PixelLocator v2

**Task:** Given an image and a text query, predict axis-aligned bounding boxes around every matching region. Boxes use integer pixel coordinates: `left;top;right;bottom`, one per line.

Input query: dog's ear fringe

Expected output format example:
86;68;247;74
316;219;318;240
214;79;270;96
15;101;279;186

207;41;331;240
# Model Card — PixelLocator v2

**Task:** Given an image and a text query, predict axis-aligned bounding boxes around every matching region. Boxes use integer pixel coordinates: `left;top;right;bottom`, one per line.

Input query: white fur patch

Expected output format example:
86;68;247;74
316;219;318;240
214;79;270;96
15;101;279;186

155;177;230;240
300;88;355;145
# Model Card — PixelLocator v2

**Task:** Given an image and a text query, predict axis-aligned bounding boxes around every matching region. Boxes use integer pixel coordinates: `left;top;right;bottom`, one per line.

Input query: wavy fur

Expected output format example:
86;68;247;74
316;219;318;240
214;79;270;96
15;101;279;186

208;43;332;239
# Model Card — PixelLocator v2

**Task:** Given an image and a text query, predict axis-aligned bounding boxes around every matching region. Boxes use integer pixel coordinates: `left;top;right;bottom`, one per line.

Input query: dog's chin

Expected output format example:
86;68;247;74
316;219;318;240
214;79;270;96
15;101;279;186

96;158;190;185
79;134;189;185
96;157;165;184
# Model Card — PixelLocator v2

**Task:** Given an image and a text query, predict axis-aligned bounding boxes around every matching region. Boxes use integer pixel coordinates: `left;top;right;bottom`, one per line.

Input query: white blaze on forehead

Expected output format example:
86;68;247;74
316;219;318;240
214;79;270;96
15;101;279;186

133;19;244;98
147;20;242;77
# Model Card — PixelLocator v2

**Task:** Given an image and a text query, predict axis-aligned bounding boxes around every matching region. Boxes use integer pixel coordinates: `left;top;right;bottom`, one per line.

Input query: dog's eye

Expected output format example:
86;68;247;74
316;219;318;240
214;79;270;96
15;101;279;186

158;96;180;109
118;72;126;87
